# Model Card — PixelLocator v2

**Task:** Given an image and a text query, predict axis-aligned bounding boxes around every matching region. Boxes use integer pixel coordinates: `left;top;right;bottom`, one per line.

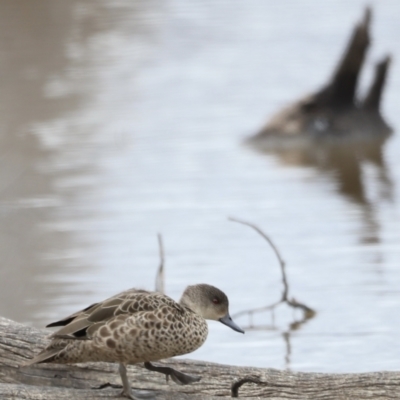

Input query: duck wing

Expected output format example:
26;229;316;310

48;289;183;340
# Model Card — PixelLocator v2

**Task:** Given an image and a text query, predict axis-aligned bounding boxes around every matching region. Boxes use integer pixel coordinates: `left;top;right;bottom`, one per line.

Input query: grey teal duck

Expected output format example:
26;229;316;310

26;283;244;399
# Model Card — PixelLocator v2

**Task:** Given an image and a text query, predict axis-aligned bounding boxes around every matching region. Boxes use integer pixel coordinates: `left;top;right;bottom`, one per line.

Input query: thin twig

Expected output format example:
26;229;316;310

155;233;165;294
228;217;289;301
287;298;315;316
229;217;315;327
232;301;283;319
231;375;267;398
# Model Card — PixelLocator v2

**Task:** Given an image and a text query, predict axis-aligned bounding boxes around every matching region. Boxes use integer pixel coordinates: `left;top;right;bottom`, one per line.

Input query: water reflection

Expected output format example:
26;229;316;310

0;0;169;325
247;137;393;244
0;0;123;325
0;0;78;324
229;218;315;369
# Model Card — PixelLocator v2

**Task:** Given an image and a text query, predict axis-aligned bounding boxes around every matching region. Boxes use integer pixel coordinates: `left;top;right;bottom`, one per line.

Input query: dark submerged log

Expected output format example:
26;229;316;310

250;7;392;144
2;317;400;399
363;56;391;111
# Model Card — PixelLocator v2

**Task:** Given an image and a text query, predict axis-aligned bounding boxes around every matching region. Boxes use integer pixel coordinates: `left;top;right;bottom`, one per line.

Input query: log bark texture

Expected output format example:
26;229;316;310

1;317;400;399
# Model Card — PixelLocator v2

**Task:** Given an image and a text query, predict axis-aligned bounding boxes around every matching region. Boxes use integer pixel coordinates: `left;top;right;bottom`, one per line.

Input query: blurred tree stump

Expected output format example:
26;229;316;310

251;7;392;145
1;317;400;399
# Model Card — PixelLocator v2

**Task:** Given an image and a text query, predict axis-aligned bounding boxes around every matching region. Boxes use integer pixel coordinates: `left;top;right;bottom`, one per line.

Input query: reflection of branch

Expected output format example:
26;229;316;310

155;233;165;294
283;331;291;370
229;217;315;325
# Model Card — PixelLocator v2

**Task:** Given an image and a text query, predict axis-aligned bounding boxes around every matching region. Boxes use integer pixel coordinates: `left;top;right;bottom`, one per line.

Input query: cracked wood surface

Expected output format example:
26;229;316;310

1;317;400;399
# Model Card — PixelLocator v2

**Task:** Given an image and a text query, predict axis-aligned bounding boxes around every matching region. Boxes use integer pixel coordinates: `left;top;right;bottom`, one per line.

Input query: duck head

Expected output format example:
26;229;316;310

180;284;244;334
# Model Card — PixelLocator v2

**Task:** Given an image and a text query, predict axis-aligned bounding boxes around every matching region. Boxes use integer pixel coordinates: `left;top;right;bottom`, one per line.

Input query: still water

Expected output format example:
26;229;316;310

1;0;400;373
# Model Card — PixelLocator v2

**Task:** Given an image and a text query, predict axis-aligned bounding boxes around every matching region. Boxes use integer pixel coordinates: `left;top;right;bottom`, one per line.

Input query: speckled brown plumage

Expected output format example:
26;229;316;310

26;284;244;399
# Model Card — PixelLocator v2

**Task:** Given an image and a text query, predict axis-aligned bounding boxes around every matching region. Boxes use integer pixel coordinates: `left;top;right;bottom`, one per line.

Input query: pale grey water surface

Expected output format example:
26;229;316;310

1;0;400;373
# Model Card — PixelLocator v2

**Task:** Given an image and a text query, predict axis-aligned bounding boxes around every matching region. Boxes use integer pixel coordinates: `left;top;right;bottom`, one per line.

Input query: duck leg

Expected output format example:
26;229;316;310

118;363;139;399
144;361;201;385
93;364;153;399
118;363;155;399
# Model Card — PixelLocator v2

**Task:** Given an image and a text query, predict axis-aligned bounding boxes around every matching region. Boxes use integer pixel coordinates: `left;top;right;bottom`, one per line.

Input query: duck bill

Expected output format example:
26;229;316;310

219;313;245;334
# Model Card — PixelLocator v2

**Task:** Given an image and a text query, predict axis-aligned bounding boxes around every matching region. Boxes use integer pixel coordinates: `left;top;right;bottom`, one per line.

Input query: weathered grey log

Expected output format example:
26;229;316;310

1;318;400;399
250;7;392;144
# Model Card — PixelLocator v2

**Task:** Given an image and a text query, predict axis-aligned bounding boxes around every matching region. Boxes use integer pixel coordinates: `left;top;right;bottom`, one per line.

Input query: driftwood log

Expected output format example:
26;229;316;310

250;7;392;144
1;317;400;399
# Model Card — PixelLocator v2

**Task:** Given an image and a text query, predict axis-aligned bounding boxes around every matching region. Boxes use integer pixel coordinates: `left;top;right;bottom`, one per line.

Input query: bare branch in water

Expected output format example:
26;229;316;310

232;300;282;319
229;217;288;300
228;217;315;330
155;233;165;294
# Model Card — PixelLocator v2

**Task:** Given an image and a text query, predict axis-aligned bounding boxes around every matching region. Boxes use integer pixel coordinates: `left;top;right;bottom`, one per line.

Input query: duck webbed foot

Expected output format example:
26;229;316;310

144;361;201;385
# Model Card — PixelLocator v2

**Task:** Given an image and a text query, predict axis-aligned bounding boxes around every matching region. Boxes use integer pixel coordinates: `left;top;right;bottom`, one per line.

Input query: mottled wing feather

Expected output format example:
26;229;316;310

49;289;184;340
46;302;98;328
24;346;63;366
86;304;119;323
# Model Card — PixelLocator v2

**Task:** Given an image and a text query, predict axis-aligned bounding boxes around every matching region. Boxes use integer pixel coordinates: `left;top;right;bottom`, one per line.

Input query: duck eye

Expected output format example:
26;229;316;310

212;297;220;304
